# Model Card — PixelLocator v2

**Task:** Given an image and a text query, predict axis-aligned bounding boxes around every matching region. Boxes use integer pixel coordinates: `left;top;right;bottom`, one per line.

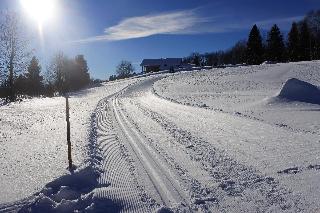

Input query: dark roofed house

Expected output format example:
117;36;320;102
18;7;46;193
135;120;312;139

140;58;182;73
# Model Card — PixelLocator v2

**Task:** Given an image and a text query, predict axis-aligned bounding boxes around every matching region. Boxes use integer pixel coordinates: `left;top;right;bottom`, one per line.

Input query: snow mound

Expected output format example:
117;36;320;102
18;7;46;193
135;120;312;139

156;206;174;213
19;166;120;212
278;78;320;104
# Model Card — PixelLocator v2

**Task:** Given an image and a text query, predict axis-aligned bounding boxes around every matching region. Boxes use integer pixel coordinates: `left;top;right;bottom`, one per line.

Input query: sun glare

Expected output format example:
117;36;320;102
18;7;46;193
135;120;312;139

20;0;56;25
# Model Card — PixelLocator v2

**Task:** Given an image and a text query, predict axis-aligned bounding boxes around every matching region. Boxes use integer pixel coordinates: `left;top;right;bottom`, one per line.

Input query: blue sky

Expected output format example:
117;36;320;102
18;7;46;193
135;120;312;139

1;0;320;79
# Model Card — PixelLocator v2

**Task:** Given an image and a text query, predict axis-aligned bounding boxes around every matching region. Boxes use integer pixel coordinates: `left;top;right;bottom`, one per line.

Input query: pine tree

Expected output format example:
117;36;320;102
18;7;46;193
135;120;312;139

246;25;264;65
26;56;43;96
231;40;247;64
287;22;300;61
303;10;320;59
299;21;312;61
75;55;90;89
190;52;201;66
46;53;91;94
266;24;285;62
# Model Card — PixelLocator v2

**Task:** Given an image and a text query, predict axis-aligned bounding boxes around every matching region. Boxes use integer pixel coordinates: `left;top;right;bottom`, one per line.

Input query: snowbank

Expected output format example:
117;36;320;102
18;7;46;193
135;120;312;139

19;166;120;212
278;78;320;104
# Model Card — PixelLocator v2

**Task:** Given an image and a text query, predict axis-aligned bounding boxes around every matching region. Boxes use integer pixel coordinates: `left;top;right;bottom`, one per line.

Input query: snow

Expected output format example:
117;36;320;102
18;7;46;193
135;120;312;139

278;78;320;104
153;61;320;133
151;61;320;211
0;79;138;205
20;166;98;212
19;166;115;212
1;61;320;212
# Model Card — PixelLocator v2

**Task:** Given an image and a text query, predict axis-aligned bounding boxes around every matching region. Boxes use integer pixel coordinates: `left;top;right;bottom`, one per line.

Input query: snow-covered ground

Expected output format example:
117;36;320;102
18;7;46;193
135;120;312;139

1;61;320;212
152;61;320;211
0;79;138;205
154;61;320;133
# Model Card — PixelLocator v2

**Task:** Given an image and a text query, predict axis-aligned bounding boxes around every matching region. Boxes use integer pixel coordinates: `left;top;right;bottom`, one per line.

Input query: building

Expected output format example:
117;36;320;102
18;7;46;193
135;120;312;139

140;58;182;73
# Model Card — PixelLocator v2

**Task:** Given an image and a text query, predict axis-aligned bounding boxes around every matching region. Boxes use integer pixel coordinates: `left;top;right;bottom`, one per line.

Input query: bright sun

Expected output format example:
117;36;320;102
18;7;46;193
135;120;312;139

20;0;56;25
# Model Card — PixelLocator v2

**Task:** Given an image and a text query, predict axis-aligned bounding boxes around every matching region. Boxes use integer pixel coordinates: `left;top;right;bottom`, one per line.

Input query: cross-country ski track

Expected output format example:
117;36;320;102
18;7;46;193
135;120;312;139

92;74;319;212
1;62;320;212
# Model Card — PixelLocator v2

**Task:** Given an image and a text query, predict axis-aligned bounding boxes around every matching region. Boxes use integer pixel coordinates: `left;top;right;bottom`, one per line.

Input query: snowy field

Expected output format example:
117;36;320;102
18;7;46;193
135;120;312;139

154;61;320;133
152;61;320;211
0;79;138;205
1;61;320;212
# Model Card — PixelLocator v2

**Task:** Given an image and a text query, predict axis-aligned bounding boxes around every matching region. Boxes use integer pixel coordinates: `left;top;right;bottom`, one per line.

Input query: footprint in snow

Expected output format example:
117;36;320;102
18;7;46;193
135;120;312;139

278;167;300;175
307;164;320;170
278;165;320;175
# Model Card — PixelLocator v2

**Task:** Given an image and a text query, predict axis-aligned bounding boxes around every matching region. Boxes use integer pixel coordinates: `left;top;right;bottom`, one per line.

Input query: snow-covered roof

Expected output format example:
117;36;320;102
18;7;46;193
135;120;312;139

141;58;182;66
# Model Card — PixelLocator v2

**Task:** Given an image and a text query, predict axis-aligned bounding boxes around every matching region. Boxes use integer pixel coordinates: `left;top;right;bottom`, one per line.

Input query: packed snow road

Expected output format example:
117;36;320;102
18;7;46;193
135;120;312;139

95;70;320;212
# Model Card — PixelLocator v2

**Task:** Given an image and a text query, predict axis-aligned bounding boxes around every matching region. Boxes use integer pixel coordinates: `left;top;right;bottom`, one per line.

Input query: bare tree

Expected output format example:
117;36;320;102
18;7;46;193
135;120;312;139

116;60;134;79
0;12;32;101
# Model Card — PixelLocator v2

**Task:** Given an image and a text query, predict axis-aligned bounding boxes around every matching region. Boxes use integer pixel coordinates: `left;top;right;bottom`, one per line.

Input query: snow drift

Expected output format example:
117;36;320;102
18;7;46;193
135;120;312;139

278;78;320;104
18;166;120;213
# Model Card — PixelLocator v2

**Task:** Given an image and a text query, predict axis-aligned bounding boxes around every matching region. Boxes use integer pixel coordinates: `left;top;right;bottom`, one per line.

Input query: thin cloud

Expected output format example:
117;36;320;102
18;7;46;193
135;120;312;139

74;10;304;43
75;10;211;43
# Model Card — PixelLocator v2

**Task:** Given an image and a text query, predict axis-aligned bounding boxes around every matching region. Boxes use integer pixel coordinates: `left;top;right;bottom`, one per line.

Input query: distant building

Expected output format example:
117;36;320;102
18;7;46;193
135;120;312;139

140;58;182;73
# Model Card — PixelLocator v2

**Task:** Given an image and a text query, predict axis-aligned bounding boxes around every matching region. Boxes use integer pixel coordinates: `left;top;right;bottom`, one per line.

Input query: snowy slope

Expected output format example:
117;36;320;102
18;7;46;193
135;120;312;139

154;61;320;133
151;61;320;211
0;79;138;205
1;61;320;212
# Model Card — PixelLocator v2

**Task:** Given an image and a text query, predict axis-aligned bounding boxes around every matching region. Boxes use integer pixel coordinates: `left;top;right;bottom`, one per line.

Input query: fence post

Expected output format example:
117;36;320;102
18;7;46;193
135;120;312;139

66;95;73;170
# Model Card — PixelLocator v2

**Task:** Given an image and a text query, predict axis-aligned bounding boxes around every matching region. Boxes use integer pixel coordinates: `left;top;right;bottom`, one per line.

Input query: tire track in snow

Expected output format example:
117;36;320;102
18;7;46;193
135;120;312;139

94;98;154;213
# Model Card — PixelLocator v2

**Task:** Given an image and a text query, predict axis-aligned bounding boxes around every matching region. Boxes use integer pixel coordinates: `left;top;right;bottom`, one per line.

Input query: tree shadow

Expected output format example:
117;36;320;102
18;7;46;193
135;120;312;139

67;83;104;99
298;108;320;112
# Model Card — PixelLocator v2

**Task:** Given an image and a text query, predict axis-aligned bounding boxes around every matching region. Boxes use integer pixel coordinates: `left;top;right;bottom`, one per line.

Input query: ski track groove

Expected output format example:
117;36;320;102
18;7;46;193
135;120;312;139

121;98;219;210
124;80;306;212
94;98;153;213
112;97;192;210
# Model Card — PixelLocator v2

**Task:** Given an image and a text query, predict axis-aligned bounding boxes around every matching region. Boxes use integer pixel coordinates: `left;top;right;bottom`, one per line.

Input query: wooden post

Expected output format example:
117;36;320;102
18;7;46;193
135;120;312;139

66;96;73;170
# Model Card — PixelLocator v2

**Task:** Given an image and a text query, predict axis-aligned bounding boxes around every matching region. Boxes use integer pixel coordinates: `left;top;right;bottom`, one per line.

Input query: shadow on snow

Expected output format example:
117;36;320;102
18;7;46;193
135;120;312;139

0;111;122;213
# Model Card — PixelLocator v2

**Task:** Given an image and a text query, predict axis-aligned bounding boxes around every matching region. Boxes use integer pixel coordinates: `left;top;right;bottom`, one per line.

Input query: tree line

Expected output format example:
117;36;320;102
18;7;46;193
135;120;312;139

184;10;320;66
0;12;91;101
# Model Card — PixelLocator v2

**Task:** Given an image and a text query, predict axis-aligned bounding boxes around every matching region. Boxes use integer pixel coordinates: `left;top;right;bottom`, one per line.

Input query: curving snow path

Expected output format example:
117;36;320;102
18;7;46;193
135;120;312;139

2;63;319;212
93;74;320;212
